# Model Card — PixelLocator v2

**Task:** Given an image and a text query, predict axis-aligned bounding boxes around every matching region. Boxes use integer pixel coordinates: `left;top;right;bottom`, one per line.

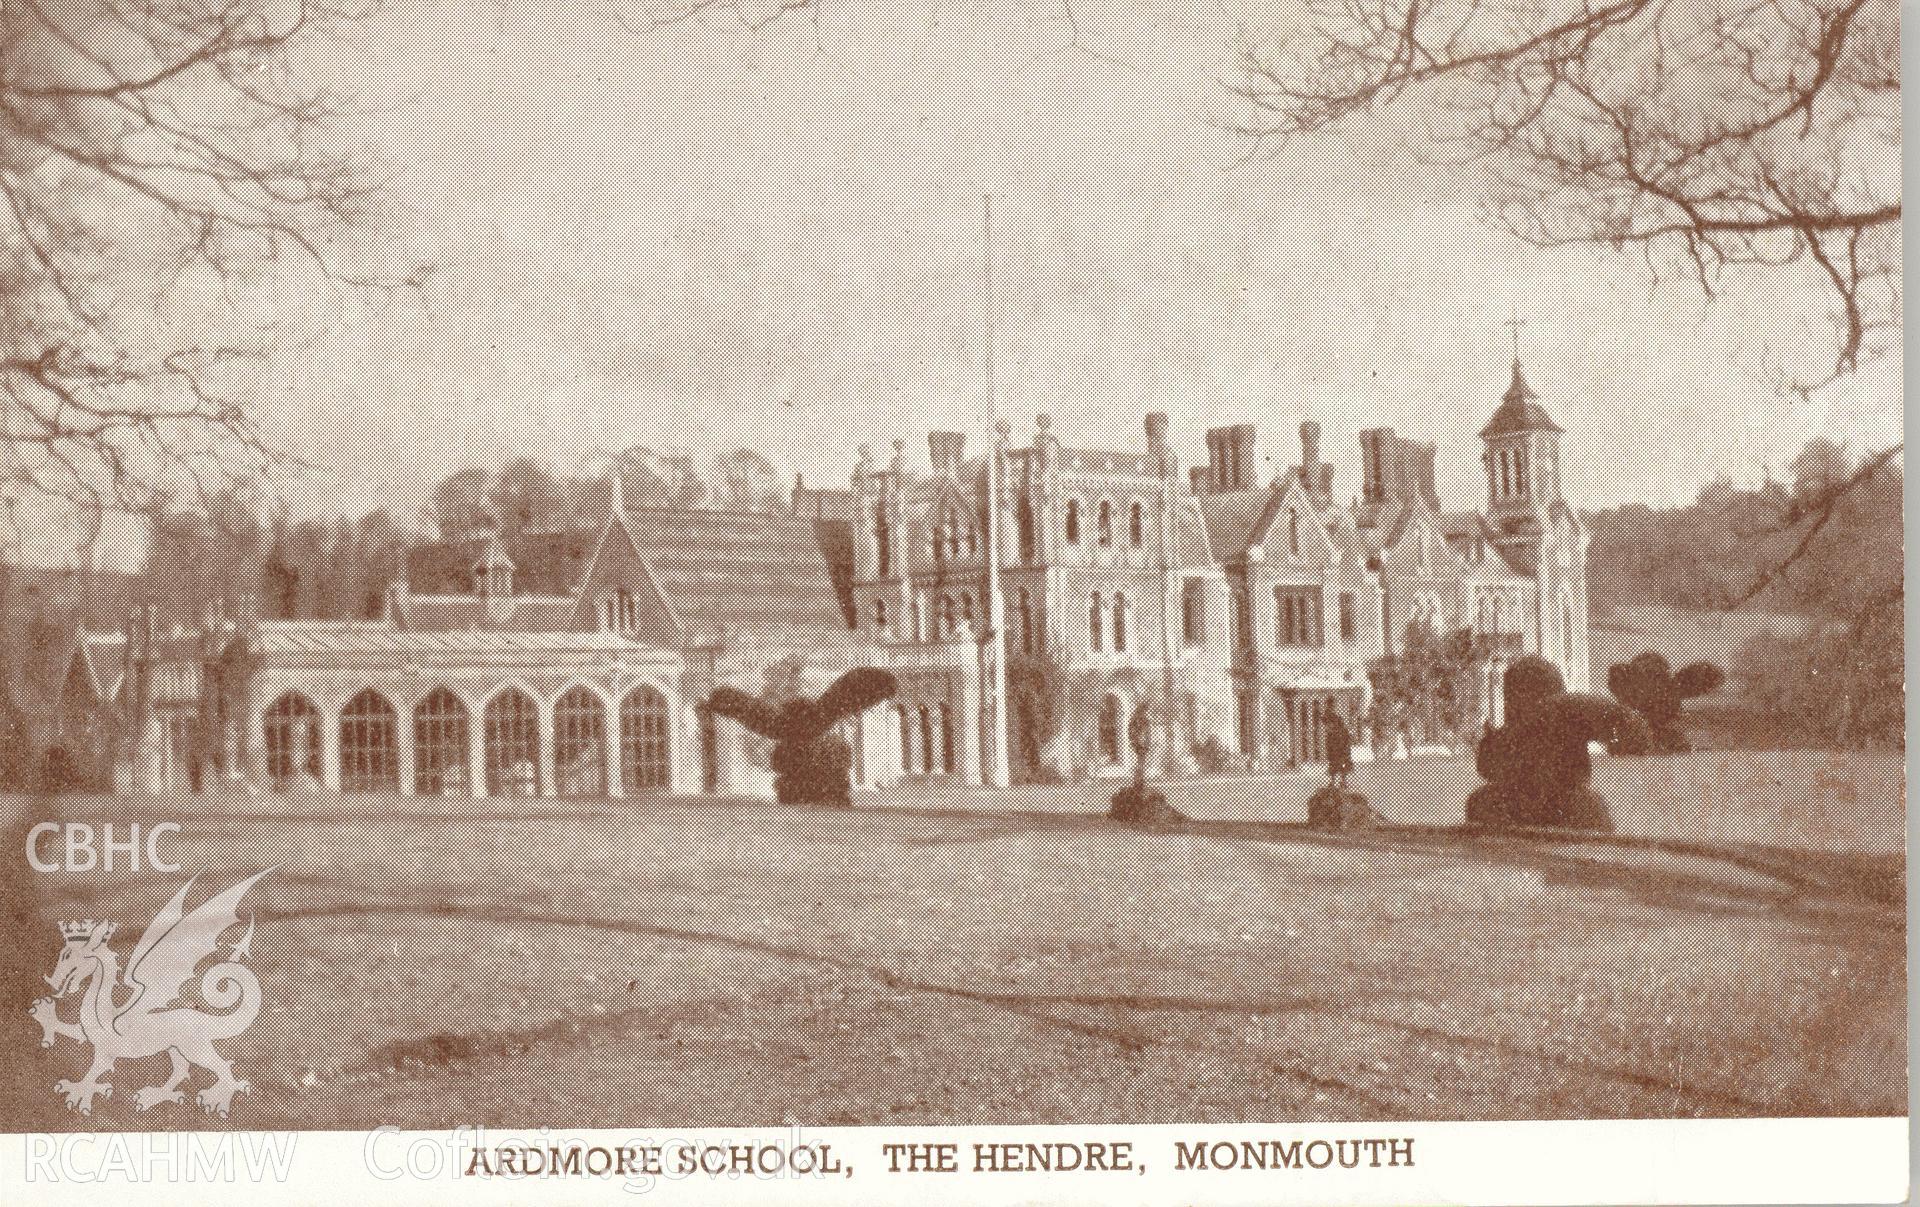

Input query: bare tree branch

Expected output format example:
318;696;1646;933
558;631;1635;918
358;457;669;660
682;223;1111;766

0;0;389;543
1231;0;1901;388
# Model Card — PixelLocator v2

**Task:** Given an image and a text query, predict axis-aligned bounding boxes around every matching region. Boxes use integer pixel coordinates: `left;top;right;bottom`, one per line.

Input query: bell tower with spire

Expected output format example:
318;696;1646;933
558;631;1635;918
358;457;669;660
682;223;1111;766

1482;321;1565;523
1479;320;1587;688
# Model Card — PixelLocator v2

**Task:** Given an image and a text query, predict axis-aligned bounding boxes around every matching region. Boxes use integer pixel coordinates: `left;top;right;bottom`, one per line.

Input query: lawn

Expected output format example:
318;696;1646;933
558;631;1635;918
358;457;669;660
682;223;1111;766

0;749;1904;1130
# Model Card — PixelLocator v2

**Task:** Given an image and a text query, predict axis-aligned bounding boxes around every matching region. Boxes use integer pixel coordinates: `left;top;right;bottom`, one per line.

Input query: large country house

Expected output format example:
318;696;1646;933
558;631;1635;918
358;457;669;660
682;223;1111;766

70;356;1588;797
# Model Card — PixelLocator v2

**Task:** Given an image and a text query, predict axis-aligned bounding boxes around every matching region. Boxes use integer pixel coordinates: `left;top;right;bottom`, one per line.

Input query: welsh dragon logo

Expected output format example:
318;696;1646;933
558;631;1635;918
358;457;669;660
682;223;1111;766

29;870;271;1117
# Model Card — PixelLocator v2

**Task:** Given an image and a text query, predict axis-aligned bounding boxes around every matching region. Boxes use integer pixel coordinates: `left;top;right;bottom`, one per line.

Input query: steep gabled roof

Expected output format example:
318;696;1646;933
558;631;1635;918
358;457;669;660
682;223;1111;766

1196;485;1282;563
1242;473;1341;565
620;506;855;645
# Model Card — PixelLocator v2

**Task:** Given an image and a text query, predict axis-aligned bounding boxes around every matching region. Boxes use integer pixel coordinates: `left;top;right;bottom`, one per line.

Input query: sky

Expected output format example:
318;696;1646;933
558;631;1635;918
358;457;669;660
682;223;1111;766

110;0;1913;552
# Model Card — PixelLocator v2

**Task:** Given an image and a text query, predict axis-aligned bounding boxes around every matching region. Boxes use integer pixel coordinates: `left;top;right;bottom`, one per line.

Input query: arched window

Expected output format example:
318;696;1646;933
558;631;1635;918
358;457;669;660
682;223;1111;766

963;517;977;558
961;593;975;626
1128;501;1144;547
1064;498;1081;545
339;690;399;795
918;706;937;774
874;507;891;578
483;689;541;797
1015;495;1036;562
263;693;322;787
1097;500;1113;547
1089;592;1104;652
1017;588;1035;655
941;594;957;636
1098;695;1124;765
871;598;888;632
938;703;955;773
945;505;963;558
1288;509;1300;556
554;686;607;796
620;686;672;792
1113;593;1129;653
413;688;469;796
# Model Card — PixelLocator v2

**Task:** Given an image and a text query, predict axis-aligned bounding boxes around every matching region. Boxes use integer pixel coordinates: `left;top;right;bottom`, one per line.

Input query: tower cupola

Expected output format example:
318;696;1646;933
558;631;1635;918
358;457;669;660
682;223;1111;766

472;523;514;600
1482;356;1564;514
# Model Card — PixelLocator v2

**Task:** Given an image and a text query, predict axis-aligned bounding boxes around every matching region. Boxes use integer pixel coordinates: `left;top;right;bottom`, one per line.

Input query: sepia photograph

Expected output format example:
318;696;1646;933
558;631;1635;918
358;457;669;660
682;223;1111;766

0;0;1904;1201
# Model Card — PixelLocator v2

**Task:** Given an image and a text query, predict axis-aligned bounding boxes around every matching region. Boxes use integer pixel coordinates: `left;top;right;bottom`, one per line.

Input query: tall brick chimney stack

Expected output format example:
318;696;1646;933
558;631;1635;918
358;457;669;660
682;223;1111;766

1204;424;1257;492
1144;412;1172;477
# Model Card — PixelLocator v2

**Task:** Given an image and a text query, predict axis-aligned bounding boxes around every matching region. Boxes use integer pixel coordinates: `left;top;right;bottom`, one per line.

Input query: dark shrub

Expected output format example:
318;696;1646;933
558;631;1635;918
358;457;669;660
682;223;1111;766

1466;656;1653;832
1607;651;1725;753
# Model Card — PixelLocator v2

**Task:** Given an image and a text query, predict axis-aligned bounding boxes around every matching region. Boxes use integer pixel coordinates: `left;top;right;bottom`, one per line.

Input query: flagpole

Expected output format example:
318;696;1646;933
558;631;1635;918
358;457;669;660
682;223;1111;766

983;195;1011;790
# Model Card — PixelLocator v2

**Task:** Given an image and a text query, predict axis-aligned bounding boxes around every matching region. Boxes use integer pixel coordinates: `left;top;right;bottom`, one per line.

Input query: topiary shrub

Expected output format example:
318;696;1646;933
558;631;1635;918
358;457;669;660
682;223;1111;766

1606;652;1726;753
1465;656;1653;832
707;669;897;806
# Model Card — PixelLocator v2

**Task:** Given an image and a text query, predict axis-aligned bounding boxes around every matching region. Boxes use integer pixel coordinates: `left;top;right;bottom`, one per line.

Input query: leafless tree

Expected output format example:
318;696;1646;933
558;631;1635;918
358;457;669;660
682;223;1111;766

1229;0;1899;605
1229;0;1900;391
0;0;387;532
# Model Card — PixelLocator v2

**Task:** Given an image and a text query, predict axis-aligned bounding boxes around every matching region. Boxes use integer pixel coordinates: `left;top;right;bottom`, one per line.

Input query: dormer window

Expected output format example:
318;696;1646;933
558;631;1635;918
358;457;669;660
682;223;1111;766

474;536;514;599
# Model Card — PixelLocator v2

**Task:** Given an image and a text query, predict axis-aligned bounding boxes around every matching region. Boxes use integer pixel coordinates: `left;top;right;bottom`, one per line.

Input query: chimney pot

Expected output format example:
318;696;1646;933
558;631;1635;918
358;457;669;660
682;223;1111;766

928;431;967;474
1144;412;1169;453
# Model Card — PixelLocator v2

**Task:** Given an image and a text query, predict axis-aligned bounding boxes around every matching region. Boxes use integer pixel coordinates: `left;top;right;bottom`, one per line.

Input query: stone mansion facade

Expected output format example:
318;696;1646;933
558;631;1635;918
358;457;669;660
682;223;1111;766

835;355;1587;775
102;357;1586;796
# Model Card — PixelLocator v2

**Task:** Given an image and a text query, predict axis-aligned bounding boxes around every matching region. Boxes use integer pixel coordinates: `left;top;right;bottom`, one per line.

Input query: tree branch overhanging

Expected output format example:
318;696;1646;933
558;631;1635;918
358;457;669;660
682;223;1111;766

1232;0;1901;387
0;0;389;538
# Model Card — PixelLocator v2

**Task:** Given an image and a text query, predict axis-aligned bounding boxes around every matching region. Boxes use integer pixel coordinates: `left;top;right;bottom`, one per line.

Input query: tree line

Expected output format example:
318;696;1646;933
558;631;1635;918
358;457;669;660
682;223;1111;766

1585;437;1902;748
135;447;794;624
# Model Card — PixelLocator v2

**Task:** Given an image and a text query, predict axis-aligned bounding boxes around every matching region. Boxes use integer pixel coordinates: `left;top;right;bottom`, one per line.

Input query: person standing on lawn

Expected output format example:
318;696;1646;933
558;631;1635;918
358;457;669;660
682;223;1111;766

1325;703;1354;791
